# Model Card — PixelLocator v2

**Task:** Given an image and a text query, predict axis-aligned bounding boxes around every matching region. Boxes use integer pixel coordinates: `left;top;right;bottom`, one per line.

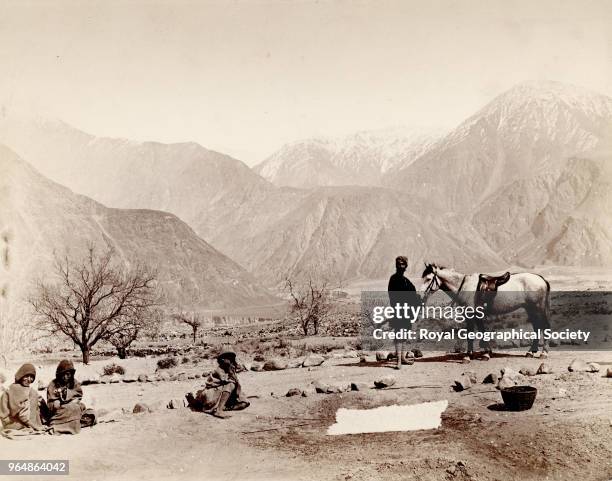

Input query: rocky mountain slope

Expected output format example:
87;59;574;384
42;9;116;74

0;145;276;312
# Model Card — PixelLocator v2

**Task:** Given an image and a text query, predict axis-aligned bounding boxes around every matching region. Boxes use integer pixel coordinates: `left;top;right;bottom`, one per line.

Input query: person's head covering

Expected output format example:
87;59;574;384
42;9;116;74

395;256;408;267
14;363;36;383
217;351;237;364
56;359;76;378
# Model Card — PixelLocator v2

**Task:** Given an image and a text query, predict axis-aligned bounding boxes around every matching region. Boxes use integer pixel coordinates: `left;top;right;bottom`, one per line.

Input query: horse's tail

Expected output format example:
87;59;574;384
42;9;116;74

537;275;551;326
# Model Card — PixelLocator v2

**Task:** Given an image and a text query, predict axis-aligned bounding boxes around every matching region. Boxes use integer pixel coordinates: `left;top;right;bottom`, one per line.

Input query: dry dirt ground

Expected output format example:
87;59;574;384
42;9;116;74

1;349;611;481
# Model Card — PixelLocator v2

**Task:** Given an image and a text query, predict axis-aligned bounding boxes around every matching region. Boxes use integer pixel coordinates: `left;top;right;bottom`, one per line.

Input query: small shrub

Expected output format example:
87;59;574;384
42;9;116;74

157;357;178;370
103;363;125;376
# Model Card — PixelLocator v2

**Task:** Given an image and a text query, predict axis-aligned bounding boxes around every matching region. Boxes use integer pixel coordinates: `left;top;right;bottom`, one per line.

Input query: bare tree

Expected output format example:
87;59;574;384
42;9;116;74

174;312;203;343
285;276;339;336
29;245;158;364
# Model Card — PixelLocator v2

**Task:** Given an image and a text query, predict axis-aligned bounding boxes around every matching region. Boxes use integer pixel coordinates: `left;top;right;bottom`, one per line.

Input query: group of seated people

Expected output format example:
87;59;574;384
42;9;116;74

0;360;96;437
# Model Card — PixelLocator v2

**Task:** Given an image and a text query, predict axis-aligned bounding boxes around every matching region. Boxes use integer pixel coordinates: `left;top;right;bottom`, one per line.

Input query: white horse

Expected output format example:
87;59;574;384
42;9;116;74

421;264;551;357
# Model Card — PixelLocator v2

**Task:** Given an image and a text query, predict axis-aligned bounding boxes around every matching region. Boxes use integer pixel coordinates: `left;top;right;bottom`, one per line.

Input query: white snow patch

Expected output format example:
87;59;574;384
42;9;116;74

326;400;448;435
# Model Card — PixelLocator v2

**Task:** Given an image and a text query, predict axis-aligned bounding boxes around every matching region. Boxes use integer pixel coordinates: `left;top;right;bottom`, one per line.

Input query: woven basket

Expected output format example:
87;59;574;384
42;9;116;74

501;385;537;411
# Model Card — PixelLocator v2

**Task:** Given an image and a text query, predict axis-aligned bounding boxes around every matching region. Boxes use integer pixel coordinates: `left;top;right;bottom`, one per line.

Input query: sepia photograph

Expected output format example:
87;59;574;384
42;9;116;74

0;1;611;480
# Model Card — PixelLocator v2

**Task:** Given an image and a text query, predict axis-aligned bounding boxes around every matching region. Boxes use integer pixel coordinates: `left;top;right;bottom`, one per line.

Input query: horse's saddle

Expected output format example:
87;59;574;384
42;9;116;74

478;271;510;291
475;272;510;310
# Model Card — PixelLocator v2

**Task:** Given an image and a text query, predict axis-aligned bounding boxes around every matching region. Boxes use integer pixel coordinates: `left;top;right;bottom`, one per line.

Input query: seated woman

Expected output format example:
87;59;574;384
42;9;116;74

0;363;46;434
46;360;96;434
186;351;249;418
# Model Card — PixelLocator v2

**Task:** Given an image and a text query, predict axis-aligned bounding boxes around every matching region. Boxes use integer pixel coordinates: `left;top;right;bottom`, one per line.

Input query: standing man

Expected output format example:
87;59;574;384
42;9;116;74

388;256;418;370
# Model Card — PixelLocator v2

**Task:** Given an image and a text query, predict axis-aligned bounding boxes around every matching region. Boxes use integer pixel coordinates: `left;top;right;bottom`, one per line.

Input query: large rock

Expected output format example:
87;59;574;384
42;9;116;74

350;382;370;391
156;371;171;381
302;354;325;367
411;349;423;358
262;359;288;371
374;375;396;389
463;371;478;384
313;381;351;394
568;359;590;372
497;366;526;389
537;363;553;375
285;388;303;397
137;374;149;383
250;362;265;372
453;376;472;392
81;375;101;386
519;366;537;377
482;372;499;384
122;375;138;383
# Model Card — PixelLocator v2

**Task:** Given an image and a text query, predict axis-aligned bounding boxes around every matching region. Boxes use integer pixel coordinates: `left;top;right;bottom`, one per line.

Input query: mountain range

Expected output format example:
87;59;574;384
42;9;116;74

0;145;276;316
254;127;441;188
1;80;611;293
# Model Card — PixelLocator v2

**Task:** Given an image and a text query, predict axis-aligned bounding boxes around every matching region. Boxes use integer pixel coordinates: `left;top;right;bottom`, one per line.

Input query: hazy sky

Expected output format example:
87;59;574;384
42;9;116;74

1;0;611;163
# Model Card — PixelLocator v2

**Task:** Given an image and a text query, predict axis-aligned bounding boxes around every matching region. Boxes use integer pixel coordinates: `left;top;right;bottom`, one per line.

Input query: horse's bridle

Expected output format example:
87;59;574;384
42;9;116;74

424;270;467;307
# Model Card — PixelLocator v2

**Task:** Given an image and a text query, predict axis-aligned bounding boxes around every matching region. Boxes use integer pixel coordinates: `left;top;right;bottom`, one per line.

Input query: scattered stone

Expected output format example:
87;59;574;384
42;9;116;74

313;381;350;394
262;359;288;371
606;368;612;378
375;351;387;362
82;375;100;385
359;355;367;363
187;374;195;380
411;349;423;358
194;373;202;379
168;374;179;381
519;367;537;377
285;388;303;397
539;351;549;359
463;371;478;384
176;372;187;381
133;403;151;414
453;376;472;391
350;382;369;391
374;375;396;389
497;376;517;390
156;371;170;381
302;354;325;367
109;374;122;383
301;390;309;397
122;376;138;383
137;374;148;383
568;359;590;372
537;363;553;375
461;356;471;364
481;353;490;361
497;366;526;389
482;372;498;384
166;398;186;409
587;362;600;373
250;362;265;372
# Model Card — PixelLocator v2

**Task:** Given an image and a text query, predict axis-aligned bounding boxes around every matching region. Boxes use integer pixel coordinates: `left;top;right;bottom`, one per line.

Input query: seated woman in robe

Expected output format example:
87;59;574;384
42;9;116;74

46;360;96;434
185;351;250;418
0;363;46;434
